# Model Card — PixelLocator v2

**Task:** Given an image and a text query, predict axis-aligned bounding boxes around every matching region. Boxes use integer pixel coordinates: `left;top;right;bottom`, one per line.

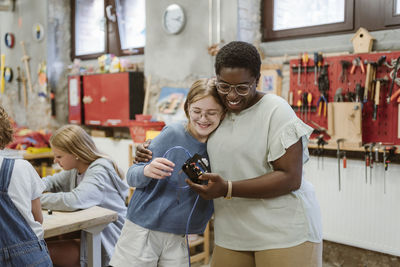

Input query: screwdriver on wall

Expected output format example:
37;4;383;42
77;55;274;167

364;144;370;184
302;52;309;84
369;143;375;185
307;92;312;121
314;52;318;85
298;53;302;85
336;139;345;191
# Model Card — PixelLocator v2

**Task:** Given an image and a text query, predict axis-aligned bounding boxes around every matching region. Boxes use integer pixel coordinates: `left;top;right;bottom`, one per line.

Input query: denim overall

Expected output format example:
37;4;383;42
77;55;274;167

0;158;53;266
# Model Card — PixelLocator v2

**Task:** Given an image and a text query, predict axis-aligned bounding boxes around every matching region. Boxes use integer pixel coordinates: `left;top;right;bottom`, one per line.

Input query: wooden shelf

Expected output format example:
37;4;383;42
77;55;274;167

308;140;400;154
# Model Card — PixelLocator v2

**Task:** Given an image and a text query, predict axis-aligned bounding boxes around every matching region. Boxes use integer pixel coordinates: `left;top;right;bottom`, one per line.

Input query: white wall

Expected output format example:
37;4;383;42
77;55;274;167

92;137;134;176
0;0;51;128
305;156;400;256
145;0;238;81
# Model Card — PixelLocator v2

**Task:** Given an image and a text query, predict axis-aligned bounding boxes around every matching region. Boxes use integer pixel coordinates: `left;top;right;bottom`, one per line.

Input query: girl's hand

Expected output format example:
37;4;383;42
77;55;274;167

144;157;175;179
186;173;228;200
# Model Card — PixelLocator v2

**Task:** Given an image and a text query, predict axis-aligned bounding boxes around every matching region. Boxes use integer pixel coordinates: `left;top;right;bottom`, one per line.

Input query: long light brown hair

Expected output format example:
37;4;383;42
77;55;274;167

50;125;124;179
0;106;13;149
183;78;225;118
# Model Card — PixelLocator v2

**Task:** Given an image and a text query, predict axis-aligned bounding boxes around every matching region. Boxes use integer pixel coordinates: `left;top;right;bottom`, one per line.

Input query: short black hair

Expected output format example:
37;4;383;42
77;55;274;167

215;41;261;78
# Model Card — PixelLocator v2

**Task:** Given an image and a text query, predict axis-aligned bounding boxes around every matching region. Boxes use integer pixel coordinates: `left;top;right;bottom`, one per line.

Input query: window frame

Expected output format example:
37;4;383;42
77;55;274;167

262;0;400;42
71;0;144;61
385;0;400;26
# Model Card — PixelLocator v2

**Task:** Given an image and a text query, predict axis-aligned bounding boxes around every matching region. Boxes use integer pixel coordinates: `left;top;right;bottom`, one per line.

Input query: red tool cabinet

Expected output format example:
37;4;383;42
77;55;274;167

68;72;144;127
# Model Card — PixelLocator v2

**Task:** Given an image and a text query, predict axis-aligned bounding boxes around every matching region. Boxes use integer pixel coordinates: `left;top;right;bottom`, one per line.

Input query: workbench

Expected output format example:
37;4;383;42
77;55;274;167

42;206;118;267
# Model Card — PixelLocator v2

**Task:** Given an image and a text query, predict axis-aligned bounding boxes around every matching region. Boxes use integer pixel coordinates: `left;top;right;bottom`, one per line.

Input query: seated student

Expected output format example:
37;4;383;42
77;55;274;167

40;124;129;267
110;78;225;267
0;105;53;267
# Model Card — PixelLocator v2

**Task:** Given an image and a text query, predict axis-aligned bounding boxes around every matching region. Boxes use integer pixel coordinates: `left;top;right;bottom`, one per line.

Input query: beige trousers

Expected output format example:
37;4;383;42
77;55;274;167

211;241;322;267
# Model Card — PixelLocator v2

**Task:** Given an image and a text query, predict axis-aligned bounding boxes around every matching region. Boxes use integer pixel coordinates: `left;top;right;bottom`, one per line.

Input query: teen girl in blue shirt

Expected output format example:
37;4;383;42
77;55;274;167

110;78;225;267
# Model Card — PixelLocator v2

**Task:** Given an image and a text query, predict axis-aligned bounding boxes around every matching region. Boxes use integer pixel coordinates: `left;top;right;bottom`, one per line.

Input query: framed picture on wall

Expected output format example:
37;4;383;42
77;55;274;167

155;87;189;125
256;64;282;96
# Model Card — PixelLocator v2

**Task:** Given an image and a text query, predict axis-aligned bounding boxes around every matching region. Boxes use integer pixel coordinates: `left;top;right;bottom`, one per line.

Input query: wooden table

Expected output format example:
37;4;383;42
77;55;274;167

43;206;118;267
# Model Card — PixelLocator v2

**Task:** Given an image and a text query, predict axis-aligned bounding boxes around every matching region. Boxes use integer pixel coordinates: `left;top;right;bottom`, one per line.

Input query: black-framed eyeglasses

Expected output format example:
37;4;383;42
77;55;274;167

215;79;256;96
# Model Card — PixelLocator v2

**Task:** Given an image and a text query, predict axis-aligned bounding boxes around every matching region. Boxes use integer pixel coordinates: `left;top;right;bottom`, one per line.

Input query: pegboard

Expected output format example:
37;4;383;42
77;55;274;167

289;51;400;145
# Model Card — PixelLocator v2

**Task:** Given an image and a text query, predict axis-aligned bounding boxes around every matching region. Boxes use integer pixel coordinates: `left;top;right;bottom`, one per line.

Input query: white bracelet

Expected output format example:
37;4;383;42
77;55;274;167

224;180;232;199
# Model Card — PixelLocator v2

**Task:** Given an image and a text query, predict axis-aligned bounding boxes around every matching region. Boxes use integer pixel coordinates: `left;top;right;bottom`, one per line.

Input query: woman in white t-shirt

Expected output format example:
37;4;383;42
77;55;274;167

136;42;323;267
0;105;52;266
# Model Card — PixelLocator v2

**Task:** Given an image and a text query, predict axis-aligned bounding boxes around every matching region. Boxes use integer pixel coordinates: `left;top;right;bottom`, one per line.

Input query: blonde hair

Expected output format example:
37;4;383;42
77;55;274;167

0;106;13;149
183;78;225;118
50;125;124;179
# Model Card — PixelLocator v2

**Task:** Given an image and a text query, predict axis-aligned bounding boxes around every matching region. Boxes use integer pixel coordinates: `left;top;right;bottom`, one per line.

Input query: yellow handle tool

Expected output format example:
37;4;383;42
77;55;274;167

0;54;5;94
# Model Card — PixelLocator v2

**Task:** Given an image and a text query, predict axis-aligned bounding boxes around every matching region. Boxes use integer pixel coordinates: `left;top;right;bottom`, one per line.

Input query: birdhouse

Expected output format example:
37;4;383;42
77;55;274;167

351;27;375;54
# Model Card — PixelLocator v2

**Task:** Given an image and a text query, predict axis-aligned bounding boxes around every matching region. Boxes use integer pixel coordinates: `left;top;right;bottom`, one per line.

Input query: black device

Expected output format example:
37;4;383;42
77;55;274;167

182;154;209;185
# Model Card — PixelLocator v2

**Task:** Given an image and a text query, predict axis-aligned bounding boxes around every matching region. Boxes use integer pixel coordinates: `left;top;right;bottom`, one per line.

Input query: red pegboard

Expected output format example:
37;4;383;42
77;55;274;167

289;51;400;145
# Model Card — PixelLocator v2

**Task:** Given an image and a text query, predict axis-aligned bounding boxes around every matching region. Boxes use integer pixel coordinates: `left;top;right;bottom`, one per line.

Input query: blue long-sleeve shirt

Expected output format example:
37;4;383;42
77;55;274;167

126;123;213;235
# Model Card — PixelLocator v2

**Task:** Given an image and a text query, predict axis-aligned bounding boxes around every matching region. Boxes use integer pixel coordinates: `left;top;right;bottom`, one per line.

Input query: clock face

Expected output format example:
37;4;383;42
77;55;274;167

163;4;186;35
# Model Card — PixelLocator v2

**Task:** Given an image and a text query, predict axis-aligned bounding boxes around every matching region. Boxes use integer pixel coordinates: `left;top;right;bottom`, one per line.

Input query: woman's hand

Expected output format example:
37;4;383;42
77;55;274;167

144;157;175;179
186;173;228;200
134;140;153;163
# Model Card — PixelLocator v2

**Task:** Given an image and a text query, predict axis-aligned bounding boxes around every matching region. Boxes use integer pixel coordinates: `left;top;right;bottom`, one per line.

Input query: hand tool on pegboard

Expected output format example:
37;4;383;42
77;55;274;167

20;41;33;93
317;66;329;117
355;83;364;104
334;88;344;102
383;146;397;194
350;57;365;75
302;52;309;85
317;52;324;75
302;92;308;121
372;77;388;120
364;56;386;104
386;56;400;104
314;52;318;85
339;60;351;84
364;59;375;102
336;138;346;191
316;134;328;169
307;92;312;121
297;53;302;86
317;94;328;117
369;143;375;185
364;144;370;184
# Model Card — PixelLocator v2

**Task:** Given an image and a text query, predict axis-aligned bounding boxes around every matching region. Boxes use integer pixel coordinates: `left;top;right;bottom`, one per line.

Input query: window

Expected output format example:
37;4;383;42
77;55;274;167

262;0;400;41
71;0;145;60
116;0;146;53
385;0;400;26
272;0;346;31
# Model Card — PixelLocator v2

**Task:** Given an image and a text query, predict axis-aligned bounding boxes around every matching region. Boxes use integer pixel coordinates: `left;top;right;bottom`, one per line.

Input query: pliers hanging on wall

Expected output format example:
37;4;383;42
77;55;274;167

350;57;365;74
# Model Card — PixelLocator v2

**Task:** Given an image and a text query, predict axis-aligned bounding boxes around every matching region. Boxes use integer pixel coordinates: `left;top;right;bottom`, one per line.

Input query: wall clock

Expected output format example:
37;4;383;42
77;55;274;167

162;4;186;35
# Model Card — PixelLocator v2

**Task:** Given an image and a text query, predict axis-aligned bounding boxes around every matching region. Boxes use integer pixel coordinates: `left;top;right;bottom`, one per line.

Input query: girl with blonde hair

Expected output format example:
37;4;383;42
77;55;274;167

41;124;129;267
110;78;225;267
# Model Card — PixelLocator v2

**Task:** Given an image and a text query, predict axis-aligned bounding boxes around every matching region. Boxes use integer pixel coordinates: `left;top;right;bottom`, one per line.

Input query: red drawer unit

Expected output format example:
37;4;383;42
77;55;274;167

82;72;144;127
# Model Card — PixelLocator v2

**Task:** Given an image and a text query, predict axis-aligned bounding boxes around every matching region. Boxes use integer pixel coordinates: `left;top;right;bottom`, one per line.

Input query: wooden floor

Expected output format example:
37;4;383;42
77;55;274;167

191;262;210;267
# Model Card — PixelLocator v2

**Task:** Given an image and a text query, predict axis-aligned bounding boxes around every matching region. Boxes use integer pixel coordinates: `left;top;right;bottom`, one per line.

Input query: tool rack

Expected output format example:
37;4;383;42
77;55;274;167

289;51;400;148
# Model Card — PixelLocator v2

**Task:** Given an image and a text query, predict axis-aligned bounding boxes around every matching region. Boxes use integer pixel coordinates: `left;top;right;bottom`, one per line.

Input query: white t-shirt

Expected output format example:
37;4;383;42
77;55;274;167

207;94;322;250
1;157;46;239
